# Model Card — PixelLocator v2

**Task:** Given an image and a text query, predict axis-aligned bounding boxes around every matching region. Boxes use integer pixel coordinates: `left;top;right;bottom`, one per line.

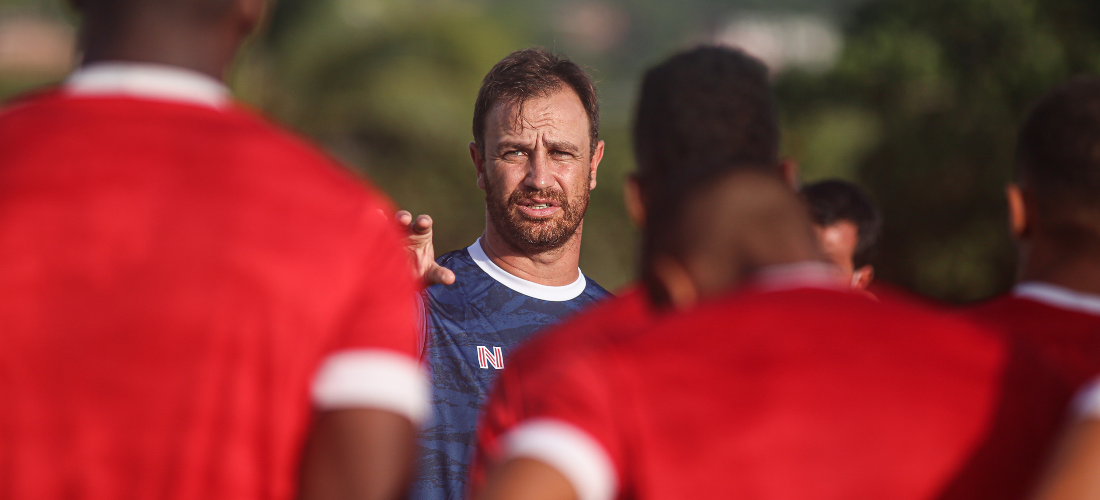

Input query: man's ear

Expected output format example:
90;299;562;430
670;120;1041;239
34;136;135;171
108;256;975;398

780;158;801;190
1007;183;1031;240
651;256;699;311
853;265;874;290
471;142;487;191
623;175;645;227
588;140;605;190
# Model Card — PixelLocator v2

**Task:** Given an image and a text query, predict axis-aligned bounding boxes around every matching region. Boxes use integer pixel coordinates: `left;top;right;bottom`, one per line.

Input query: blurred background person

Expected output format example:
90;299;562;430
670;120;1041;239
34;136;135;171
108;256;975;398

967;77;1100;500
474;165;1045;500
801;179;882;290
410;48;610;500
470;44;795;491
0;0;427;499
965;78;1100;395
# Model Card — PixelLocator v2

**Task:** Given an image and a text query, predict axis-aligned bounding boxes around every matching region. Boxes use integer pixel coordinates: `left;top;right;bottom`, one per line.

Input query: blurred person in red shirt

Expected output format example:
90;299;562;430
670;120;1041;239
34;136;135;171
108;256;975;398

466;45;802;492
976;78;1100;500
473;163;1063;500
965;78;1100;395
801;179;882;292
0;1;426;499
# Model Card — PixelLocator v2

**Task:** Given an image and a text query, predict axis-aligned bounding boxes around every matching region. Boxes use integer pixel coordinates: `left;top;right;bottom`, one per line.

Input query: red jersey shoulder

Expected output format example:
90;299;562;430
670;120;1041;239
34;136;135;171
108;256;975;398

1;91;392;211
677;287;995;339
508;285;652;369
966;294;1100;390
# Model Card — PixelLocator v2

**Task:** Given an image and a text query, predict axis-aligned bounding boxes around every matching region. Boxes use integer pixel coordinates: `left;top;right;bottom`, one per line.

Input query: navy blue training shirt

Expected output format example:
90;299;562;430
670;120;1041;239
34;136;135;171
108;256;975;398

410;238;610;500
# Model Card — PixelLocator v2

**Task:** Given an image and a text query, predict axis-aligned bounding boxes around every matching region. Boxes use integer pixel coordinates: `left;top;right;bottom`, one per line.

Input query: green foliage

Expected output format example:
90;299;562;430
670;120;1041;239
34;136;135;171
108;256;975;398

777;0;1100;302
239;0;640;290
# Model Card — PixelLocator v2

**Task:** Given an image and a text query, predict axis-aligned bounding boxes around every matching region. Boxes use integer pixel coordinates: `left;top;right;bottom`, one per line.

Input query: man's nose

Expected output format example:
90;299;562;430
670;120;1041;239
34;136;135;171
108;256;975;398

524;152;554;191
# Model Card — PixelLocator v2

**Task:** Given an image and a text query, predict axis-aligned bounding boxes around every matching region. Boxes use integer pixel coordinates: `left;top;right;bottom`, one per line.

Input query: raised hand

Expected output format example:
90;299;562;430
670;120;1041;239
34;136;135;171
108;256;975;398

397;210;456;287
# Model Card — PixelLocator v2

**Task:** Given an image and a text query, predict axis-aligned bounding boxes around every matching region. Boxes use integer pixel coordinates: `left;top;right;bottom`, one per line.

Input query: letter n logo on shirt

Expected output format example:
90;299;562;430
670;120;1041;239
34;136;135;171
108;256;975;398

477;346;504;369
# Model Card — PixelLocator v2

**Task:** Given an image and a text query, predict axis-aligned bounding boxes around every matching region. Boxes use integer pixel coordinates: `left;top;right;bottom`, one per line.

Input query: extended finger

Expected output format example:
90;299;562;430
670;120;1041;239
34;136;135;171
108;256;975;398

411;214;434;235
395;210;413;226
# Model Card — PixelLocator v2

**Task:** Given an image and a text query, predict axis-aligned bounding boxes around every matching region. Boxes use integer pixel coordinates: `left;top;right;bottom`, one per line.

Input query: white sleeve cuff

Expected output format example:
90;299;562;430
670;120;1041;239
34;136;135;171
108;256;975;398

501;418;618;500
1073;377;1100;420
311;349;429;424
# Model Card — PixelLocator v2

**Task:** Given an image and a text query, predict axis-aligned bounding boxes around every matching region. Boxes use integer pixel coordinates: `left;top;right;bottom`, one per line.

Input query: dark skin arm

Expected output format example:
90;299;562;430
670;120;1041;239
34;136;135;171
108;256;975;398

1032;419;1100;500
475;458;577;500
298;409;418;500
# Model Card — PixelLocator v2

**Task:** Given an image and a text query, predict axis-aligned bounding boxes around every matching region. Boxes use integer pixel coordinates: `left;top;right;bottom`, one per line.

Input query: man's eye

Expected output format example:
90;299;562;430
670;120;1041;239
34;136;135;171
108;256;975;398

550;150;575;159
504;150;526;158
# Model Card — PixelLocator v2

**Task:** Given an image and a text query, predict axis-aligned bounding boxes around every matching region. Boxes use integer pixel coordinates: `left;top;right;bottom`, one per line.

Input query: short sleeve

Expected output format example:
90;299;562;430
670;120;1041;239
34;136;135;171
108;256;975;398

1073;377;1100;420
311;199;428;423
496;349;627;500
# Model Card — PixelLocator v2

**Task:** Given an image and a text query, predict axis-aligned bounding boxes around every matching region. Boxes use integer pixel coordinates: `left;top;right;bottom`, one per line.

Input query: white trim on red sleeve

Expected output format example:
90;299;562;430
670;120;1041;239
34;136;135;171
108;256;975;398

1014;281;1100;317
1073;378;1100;420
501;418;618;500
311;349;429;424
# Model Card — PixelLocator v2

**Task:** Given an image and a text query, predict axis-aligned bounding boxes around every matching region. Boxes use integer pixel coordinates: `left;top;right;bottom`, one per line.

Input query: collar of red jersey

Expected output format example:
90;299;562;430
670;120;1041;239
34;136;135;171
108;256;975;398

64;62;230;109
748;260;846;292
1014;281;1100;317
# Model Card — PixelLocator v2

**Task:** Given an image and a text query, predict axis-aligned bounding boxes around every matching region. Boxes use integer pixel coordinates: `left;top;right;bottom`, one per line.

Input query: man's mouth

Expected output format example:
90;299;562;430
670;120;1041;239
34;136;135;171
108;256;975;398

515;198;562;217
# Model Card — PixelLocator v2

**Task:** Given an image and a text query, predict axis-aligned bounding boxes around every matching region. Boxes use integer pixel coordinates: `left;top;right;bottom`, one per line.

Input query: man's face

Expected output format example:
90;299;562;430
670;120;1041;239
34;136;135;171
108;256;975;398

474;88;603;253
814;220;872;289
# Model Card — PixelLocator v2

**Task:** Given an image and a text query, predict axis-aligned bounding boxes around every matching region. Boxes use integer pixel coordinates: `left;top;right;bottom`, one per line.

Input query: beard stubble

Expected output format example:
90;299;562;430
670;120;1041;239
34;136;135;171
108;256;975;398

484;174;590;253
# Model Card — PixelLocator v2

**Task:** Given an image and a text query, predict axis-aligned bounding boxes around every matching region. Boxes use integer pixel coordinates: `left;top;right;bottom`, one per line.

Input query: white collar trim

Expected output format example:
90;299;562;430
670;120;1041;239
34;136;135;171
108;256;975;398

64;62;230;109
467;238;587;302
1013;281;1100;317
751;261;846;292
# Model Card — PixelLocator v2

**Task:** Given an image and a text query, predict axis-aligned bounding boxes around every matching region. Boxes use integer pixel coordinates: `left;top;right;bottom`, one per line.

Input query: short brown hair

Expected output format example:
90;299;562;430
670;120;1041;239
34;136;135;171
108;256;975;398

472;48;600;157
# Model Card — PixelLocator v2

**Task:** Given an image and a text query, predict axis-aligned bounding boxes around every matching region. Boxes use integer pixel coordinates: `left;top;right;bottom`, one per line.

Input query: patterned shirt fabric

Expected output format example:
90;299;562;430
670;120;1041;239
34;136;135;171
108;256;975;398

411;238;610;500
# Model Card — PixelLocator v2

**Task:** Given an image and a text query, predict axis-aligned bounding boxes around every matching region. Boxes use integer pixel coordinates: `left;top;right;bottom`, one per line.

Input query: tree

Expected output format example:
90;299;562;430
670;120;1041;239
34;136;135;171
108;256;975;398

777;0;1100;301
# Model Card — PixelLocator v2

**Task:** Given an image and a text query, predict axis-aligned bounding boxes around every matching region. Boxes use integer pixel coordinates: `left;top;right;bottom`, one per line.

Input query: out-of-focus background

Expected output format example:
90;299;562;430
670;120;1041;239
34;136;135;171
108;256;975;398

3;0;1100;302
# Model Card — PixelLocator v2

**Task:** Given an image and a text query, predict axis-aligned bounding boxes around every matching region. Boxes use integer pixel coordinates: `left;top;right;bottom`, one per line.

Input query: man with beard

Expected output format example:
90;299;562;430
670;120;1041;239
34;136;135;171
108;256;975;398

409;48;610;500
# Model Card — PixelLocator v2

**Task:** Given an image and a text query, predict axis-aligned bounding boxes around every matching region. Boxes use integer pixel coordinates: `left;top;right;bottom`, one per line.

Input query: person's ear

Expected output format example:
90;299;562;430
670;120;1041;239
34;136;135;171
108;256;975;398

651;256;699;310
588;140;604;190
853;265;874;290
780;158;801;190
1007;183;1031;240
471;142;487;191
623;175;645;227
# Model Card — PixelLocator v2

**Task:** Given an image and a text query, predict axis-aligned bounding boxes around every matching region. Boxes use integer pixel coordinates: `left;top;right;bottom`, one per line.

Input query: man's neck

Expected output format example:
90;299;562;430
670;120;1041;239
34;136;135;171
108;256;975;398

80;19;236;81
1019;240;1100;296
479;224;583;287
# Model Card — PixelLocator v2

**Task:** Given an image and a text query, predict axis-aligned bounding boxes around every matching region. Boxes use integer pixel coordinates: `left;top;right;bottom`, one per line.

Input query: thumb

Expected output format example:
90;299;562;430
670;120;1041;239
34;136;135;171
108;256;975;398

425;265;456;286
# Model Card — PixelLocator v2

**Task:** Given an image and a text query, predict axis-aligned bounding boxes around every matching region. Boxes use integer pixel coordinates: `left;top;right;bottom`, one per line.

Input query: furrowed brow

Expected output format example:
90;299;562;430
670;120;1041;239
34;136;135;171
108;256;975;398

544;139;581;155
496;140;532;154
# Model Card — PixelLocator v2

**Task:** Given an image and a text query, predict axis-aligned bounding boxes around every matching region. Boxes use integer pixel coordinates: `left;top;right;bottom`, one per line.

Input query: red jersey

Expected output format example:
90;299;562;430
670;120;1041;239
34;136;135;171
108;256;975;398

471;285;656;491
493;284;1063;500
0;64;425;500
966;281;1100;391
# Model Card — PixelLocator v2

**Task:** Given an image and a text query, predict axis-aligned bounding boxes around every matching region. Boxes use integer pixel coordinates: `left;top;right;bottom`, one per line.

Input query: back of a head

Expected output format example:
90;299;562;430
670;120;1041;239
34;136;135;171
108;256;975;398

80;0;243;24
632;46;780;199
801;179;882;269
643;168;818;306
1016;77;1100;242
